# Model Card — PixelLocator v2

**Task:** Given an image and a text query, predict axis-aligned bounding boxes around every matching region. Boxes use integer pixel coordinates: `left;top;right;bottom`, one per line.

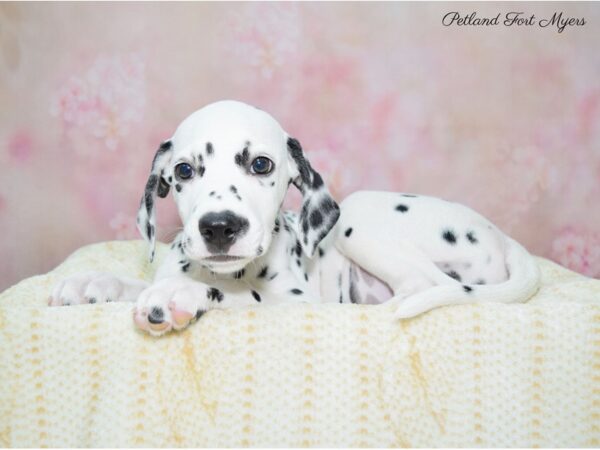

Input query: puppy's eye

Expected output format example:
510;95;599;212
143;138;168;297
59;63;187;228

250;157;274;175
175;163;194;180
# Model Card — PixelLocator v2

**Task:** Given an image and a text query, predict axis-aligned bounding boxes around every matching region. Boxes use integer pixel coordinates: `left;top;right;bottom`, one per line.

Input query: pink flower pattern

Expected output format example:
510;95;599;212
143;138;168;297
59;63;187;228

551;227;600;278
50;53;146;151
7;130;33;163
109;212;140;241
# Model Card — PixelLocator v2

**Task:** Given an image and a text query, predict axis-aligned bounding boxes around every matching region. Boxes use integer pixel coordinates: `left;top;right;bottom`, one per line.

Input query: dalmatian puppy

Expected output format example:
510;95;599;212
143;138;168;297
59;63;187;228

48;100;541;335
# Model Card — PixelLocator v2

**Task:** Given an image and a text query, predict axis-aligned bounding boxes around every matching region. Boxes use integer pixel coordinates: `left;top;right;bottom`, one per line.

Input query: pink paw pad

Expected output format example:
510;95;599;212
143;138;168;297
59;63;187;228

168;301;194;329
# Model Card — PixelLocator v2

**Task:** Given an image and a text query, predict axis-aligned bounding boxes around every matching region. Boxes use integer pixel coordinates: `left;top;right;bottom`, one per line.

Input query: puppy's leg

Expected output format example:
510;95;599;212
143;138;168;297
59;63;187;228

333;191;467;310
335;232;458;305
133;274;306;336
49;271;149;306
335;191;540;317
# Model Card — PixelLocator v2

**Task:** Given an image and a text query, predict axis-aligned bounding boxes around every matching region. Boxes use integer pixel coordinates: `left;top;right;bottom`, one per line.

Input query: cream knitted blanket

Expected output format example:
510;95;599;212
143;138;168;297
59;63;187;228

0;241;599;447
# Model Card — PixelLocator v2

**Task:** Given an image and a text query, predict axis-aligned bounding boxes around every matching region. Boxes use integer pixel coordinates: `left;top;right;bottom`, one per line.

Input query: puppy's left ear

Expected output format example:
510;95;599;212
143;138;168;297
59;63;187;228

136;140;173;262
287;136;340;258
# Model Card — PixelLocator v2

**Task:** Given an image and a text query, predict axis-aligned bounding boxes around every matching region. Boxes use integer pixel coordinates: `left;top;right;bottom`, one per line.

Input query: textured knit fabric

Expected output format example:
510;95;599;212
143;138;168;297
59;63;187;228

0;241;599;447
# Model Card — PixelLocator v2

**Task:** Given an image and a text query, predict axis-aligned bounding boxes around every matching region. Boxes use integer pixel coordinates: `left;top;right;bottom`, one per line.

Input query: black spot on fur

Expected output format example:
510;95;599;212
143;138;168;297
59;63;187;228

230;185;238;194
304;273;309;281
144;142;173;199
146;223;154;240
318;247;325;258
309;210;323;228
206;142;213;155
159;140;172;151
287;138;311;187
349;287;359;303
270;181;275;187
88;297;97;304
442;229;457;244
148;307;164;324
150;140;172;171
168;176;172;183
466;231;478;244
302;218;309;235
256;245;263;256
463;285;473;293
195;310;205;320
295;240;302;257
395;204;409;213
209;191;216;197
144;174;158;213
257;266;269;278
234;144;250;168
198;166;205;177
312;230;328;255
234;269;245;279
446;271;461;281
175;184;182;192
181;262;191;272
157;170;170;198
269;272;278;280
345;227;353;237
251;290;261;302
296;259;302;267
475;279;486;285
207;287;224;302
290;288;303;295
349;266;360;304
311;172;324;190
320;196;339;216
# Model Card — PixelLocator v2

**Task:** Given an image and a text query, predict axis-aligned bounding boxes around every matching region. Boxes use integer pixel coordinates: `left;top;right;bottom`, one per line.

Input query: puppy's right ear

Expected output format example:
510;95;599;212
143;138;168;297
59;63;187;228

286;136;340;258
136;140;173;262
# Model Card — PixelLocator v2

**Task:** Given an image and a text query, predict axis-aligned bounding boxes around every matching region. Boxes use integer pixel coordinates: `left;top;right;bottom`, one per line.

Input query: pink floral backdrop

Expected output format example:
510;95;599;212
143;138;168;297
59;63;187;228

1;2;599;290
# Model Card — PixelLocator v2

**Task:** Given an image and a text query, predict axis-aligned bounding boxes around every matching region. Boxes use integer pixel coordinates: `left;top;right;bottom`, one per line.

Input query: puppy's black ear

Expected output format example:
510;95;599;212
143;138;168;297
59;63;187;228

136;140;173;262
287;137;340;258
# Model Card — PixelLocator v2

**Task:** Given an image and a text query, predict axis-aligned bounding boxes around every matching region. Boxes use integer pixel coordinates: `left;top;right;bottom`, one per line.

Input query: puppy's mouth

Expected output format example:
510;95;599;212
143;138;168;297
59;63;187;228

203;255;244;263
199;254;252;274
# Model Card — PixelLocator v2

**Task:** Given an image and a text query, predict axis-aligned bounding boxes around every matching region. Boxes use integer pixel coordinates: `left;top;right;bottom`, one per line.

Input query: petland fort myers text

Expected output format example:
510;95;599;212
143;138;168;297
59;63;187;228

442;11;586;33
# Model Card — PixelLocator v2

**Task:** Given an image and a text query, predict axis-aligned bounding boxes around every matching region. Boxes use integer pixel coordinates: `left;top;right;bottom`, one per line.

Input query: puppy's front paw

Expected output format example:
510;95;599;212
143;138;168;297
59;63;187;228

49;271;145;306
133;277;210;336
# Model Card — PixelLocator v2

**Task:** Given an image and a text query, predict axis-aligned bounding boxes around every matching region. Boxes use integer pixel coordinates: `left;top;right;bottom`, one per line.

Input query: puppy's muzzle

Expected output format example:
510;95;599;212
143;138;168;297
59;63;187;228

199;211;249;254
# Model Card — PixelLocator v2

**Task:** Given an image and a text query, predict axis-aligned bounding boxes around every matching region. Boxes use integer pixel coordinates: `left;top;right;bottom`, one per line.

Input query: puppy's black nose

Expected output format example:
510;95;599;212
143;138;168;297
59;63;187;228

199;211;249;253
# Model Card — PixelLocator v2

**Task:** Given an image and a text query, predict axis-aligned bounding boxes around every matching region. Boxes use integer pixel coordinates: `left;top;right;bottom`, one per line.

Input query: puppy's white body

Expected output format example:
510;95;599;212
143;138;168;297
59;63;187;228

49;101;541;335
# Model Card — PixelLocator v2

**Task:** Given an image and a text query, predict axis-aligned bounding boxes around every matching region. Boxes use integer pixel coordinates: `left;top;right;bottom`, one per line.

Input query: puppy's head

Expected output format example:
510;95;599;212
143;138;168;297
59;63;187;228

137;100;339;274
